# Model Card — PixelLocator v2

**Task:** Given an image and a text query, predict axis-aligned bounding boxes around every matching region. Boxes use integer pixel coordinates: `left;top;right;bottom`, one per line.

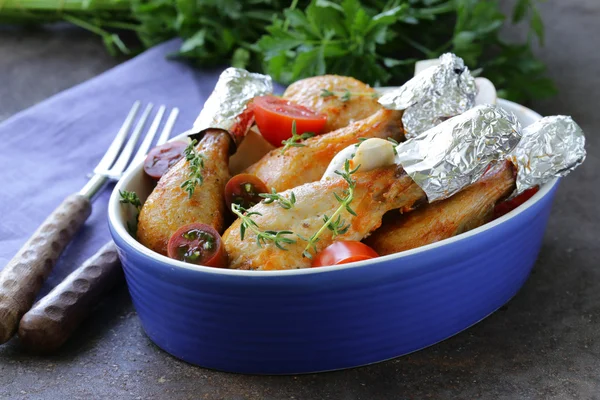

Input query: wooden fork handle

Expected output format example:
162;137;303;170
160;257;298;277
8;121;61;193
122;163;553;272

0;194;91;344
19;241;123;352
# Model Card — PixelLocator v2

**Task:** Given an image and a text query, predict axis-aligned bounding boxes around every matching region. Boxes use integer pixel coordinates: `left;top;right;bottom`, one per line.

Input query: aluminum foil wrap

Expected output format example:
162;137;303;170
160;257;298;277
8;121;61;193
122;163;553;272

395;104;522;202
379;53;477;139
193;67;273;136
510;115;586;195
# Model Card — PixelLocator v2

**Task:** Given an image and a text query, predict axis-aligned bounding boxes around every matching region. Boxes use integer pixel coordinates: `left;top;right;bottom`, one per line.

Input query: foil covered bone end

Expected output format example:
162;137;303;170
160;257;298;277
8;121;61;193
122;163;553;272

395;104;522;202
193;68;273;142
379;53;477;139
511;115;586;195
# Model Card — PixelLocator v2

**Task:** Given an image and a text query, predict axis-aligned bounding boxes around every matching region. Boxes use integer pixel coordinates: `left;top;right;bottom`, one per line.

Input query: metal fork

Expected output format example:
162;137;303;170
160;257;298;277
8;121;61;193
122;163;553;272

82;101;180;197
0;102;179;344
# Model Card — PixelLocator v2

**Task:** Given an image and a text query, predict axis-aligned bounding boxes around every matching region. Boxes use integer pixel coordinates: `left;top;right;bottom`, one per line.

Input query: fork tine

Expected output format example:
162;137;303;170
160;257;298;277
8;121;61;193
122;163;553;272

93;101;140;174
129;105;166;169
156;107;180;146
107;103;153;175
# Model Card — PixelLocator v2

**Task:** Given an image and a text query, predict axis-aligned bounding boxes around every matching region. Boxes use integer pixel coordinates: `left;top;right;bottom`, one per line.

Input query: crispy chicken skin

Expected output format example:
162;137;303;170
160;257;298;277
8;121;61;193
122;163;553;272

137;130;232;255
223;165;426;270
245;108;403;191
283;75;382;133
364;161;516;255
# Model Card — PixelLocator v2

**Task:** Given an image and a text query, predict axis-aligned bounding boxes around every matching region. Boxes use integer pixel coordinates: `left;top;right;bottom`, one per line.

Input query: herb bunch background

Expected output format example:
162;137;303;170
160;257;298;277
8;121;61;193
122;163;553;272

0;0;553;102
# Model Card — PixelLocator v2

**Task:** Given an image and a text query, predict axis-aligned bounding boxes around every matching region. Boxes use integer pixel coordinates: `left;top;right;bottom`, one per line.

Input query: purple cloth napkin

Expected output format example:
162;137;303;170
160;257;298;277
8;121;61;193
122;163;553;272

0;39;224;293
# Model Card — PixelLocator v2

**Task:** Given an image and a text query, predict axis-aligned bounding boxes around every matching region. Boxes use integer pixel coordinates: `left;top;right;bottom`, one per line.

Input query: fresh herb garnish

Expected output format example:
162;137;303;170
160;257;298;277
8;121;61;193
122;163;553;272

180;139;205;198
340;89;351;102
302;160;360;259
281;120;315;154
259;189;296;210
320;89;335;98
258;0;555;103
4;1;554;103
231;203;297;250
387;137;399;156
321;88;377;102
119;190;142;237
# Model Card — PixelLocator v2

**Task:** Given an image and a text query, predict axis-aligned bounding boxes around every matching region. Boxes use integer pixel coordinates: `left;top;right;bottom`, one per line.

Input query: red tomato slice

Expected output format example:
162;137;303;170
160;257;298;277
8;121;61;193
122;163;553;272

167;223;227;267
253;96;327;147
312;241;379;267
224;174;269;210
143;141;188;180
493;186;540;219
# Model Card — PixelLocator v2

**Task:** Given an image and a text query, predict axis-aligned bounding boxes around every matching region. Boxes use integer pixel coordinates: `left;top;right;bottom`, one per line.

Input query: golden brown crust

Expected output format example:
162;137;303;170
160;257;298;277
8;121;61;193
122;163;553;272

138;131;231;256
283;75;382;133
245;108;403;192
223;165;426;271
364;161;516;255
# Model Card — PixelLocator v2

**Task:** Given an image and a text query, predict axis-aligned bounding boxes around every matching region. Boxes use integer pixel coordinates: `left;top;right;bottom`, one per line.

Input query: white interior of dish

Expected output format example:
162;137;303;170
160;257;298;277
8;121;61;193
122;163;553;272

108;98;558;276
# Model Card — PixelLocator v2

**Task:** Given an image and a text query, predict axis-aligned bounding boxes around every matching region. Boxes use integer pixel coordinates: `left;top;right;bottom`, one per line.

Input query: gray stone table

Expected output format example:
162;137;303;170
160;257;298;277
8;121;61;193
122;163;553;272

1;1;599;398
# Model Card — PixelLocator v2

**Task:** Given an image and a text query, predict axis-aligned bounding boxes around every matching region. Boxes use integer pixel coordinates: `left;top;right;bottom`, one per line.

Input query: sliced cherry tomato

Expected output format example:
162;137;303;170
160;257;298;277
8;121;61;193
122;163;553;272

312;241;379;267
167;223;227;267
493;186;540;219
225;174;268;210
143;141;188;180
253;95;327;147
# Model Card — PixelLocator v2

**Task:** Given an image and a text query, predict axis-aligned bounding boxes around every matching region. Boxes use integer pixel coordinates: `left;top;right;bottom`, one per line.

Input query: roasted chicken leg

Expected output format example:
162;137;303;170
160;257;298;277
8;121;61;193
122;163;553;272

245;108;403;191
223;165;426;270
137;130;232;255
364;161;516;255
283;75;382;133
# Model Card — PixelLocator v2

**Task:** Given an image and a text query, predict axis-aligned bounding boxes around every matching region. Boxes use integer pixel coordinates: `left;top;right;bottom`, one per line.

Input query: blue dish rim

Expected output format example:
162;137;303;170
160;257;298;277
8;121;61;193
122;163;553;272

108;98;555;277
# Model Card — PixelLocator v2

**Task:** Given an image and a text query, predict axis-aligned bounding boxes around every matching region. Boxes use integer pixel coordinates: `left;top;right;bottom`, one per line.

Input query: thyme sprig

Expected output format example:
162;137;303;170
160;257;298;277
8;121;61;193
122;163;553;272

231;203;296;250
119;190;142;237
320;88;379;102
281;120;315;154
180;139;205;198
302;160;360;259
259;188;296;210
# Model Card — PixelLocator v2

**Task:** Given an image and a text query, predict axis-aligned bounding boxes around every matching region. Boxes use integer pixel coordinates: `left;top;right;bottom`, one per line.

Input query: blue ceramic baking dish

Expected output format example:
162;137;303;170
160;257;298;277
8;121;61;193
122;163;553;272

108;99;557;374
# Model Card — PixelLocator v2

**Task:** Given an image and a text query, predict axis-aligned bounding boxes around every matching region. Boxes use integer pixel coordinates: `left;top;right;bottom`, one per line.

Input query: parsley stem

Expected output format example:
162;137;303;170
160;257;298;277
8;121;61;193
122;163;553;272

282;0;299;30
